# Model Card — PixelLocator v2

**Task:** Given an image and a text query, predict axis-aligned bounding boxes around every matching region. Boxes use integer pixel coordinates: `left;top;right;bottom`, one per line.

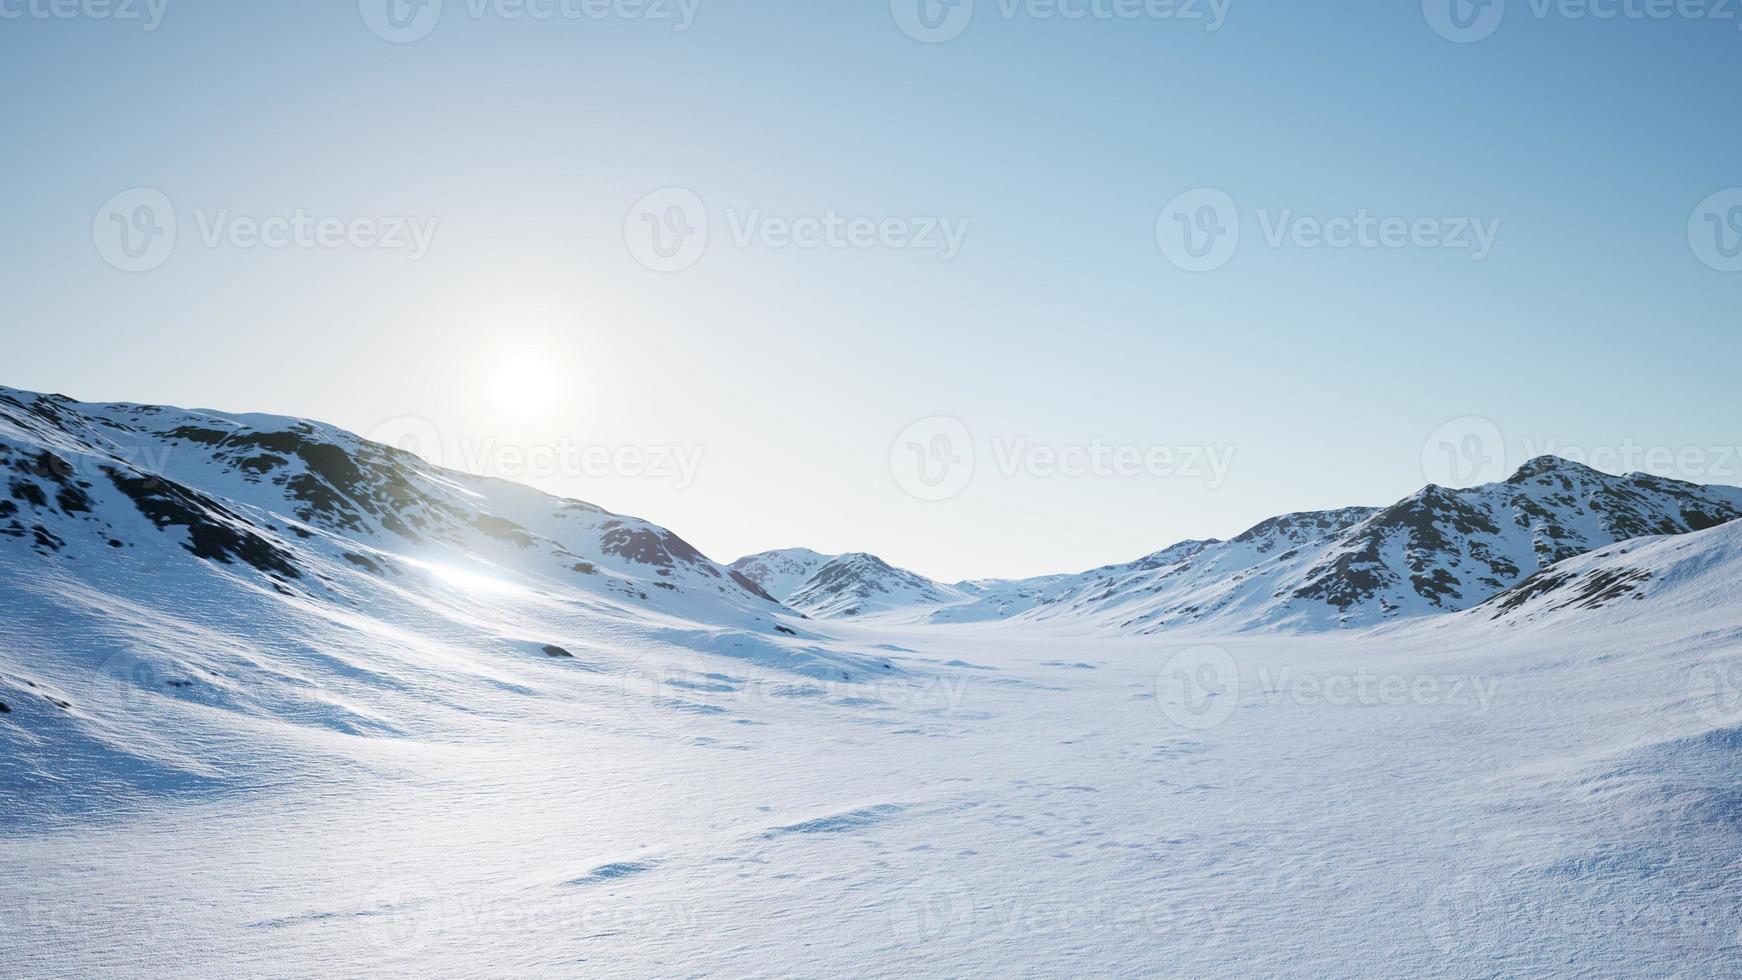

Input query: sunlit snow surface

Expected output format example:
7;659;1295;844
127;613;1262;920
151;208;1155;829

7;522;1742;977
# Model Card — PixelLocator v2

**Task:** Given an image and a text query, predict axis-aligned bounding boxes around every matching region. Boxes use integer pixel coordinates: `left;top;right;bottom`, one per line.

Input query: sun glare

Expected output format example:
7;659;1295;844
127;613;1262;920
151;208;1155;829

489;350;560;421
400;556;528;598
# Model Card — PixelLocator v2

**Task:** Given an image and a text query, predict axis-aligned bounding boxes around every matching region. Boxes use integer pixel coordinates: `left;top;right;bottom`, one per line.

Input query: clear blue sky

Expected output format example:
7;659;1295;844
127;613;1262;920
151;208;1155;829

3;1;1739;580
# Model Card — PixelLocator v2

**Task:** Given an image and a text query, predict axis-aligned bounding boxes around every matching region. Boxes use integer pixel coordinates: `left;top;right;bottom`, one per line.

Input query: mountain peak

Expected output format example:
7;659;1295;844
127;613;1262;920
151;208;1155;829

785;551;962;620
728;548;837;604
1506;455;1604;483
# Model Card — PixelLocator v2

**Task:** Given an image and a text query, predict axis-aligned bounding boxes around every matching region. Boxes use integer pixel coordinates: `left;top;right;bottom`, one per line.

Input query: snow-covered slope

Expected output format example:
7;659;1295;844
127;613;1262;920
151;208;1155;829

0;385;904;804
1459;515;1742;631
929;506;1382;631
772;458;1742;632
1272;456;1742;625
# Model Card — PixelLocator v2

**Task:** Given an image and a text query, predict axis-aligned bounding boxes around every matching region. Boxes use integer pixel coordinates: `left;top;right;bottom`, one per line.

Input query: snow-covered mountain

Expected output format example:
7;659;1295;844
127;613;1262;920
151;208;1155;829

741;457;1742;632
729;548;973;620
728;548;835;605
924;506;1384;631
0;386;790;628
783;552;971;619
1065;456;1742;632
0;386;916;800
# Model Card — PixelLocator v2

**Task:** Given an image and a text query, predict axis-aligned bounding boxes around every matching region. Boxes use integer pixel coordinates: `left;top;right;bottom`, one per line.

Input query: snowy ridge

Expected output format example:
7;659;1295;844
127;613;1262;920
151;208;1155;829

0;386;790;628
16;373;1724;643
977;457;1742;631
926;506;1382;631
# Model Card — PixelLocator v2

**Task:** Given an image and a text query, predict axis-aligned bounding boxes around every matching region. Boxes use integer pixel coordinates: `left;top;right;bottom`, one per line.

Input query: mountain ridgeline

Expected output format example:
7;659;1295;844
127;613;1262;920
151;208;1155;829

4;385;1739;637
0;386;791;634
735;457;1742;632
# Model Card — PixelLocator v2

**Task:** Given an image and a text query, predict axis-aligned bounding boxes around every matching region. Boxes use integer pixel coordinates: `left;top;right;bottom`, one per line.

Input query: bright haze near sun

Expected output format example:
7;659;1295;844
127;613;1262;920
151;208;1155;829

488;350;561;423
4;7;1739;582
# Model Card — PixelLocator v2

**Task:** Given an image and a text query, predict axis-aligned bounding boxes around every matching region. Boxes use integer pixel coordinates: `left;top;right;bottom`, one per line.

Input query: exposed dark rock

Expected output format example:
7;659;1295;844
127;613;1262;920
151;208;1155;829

730;570;779;603
1484;565;1653;619
1288;460;1742;619
474;515;534;547
9;479;47;508
55;484;93;514
164;425;229;445
238;454;287;474
600;524;709;569
102;466;301;579
342;552;385;574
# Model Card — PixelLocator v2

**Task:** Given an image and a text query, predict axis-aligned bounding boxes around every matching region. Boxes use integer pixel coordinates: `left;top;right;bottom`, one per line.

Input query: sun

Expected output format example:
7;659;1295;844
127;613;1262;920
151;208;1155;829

489;350;560;421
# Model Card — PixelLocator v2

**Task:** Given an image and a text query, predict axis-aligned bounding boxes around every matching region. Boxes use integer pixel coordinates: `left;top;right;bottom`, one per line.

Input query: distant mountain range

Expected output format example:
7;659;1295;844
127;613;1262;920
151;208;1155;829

735;457;1742;632
6;384;1741;645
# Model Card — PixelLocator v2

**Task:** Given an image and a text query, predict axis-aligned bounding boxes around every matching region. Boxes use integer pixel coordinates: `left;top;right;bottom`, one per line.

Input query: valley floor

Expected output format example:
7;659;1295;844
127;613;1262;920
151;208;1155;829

5;617;1741;978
